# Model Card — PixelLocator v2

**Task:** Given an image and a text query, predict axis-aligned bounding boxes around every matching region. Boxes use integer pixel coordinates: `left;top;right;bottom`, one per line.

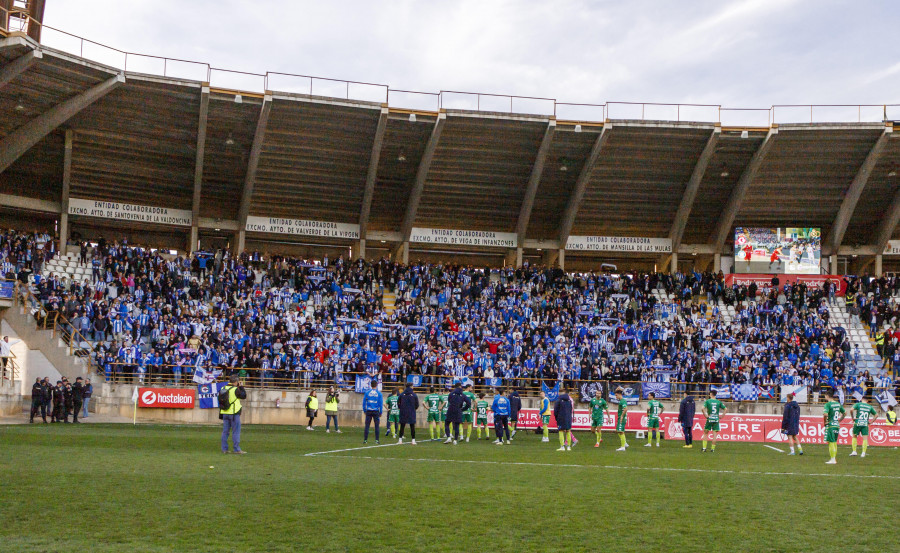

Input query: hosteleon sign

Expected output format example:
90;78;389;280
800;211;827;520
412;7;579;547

566;235;672;253
409;227;517;248
137;387;195;409
245;216;359;239
68;198;193;227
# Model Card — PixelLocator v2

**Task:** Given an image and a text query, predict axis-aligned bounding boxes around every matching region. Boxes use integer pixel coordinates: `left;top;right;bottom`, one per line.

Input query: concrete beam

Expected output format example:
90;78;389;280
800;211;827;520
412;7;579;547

0;48;40;90
357;106;389;256
235;92;273;254
709;127;778;252
0;193;59;213
397;111;446;245
0;73;123;174
824;125;892;256
189;84;210;252
557;124;612;246
669;126;719;252
515;119;556;245
58;130;73;253
873;185;900;255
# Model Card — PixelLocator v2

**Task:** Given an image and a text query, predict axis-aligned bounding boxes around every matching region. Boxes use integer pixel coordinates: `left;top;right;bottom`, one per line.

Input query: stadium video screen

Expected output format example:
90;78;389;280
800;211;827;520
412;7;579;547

733;227;820;275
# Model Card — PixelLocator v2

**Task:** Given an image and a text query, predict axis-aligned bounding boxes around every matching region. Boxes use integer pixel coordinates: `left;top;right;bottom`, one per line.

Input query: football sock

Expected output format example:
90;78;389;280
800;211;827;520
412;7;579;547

565;431;571;447
647;432;652;444
851;436;857;453
543;426;549;440
797;444;803;453
711;443;716;451
656;431;661;446
702;439;708;450
829;442;837;459
595;431;600;444
619;434;626;448
429;425;435;440
559;431;566;446
467;426;472;440
862;438;868;455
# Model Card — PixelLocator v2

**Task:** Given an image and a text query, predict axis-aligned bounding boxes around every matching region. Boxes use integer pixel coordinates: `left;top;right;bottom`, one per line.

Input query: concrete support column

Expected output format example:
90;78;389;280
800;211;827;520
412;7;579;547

875;254;883;277
557;249;565;270
58;129;73;254
189;227;199;254
713;253;722;273
234;230;245;256
670;252;678;273
828;255;837;274
516;247;523;268
400;242;409;264
356;239;366;261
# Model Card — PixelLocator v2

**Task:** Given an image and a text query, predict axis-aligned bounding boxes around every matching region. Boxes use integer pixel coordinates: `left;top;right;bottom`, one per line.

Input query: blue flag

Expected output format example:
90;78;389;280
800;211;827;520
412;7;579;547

730;383;759;401
642;382;671;399
541;381;560;402
486;377;503;387
198;382;225;409
406;374;424;387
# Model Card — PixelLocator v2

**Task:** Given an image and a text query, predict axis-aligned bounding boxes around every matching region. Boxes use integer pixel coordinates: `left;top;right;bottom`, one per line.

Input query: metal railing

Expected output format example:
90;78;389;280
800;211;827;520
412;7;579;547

91;365;895;407
1;350;19;383
3;9;900;125
12;282;97;373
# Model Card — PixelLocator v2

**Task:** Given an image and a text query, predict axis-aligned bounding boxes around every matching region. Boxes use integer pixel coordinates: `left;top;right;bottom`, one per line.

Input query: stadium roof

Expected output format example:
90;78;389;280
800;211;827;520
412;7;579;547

1;28;900;268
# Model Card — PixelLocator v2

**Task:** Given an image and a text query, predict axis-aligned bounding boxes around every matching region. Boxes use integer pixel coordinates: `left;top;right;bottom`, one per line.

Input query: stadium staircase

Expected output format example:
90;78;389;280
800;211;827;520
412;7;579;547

382;291;397;316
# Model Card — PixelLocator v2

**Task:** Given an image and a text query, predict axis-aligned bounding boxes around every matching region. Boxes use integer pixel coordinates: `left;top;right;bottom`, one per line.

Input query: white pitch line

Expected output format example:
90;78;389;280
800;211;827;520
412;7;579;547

764;445;785;453
318;454;900;480
304;438;442;456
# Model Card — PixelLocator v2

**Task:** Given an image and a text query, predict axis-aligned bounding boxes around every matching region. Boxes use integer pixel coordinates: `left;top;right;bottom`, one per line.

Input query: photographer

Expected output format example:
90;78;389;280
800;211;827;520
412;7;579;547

220;375;247;454
324;386;340;433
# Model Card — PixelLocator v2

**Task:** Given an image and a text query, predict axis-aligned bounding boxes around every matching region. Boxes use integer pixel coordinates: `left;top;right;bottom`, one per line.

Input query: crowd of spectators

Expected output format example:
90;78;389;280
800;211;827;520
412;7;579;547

3;227;899;400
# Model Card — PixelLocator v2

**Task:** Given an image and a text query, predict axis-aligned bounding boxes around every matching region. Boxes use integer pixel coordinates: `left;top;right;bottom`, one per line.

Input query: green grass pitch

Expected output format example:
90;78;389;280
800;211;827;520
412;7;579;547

1;424;896;553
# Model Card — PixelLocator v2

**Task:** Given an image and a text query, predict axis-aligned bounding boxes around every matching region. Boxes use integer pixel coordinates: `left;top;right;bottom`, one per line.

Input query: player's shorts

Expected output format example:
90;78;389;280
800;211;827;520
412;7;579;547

477;417;487;426
441;412;447;422
427;412;440;423
541;415;550;425
824;426;840;443
591;415;603;428
852;425;868;437
510;412;519;423
461;413;472;423
616;417;626;432
388;414;399;423
704;421;720;432
647;418;660;429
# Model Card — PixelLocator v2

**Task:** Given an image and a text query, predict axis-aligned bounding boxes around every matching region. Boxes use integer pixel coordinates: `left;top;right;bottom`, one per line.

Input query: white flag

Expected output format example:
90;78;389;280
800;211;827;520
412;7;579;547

132;386;138;404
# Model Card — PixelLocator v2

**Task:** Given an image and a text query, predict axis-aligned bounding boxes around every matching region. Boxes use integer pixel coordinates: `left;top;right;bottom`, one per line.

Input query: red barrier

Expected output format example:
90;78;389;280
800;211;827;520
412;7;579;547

506;409;900;446
723;274;846;296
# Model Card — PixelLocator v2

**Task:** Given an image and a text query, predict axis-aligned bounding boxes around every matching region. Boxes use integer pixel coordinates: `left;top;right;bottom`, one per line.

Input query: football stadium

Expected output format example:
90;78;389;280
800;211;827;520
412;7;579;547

2;2;900;552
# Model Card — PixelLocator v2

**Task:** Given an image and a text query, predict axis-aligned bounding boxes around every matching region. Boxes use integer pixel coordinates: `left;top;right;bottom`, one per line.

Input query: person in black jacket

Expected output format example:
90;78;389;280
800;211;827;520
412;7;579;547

51;381;64;423
443;383;471;445
553;387;574;451
71;377;85;423
678;395;696;448
508;388;522;438
41;377;52;420
397;383;419;445
781;392;803;455
63;382;74;423
29;378;46;423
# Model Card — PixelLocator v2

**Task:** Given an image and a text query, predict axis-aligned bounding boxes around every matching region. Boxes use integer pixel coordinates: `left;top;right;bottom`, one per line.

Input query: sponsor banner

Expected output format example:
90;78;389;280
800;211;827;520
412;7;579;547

506;410;900;446
723;274;847;296
245;216;359;239
409;227;517;248
198;382;226;409
566;235;672;253
68;198;192;226
137;387;195;408
763;418;900;447
884;240;900;256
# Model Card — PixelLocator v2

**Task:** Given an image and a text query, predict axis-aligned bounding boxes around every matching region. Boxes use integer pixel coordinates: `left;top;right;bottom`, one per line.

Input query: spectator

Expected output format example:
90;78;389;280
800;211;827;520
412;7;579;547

220;375;247;454
324;386;340;433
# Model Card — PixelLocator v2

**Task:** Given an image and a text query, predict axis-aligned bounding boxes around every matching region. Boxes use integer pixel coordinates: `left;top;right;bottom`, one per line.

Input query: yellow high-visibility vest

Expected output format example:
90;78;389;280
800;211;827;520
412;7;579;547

325;395;338;412
307;396;319;410
219;386;242;415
